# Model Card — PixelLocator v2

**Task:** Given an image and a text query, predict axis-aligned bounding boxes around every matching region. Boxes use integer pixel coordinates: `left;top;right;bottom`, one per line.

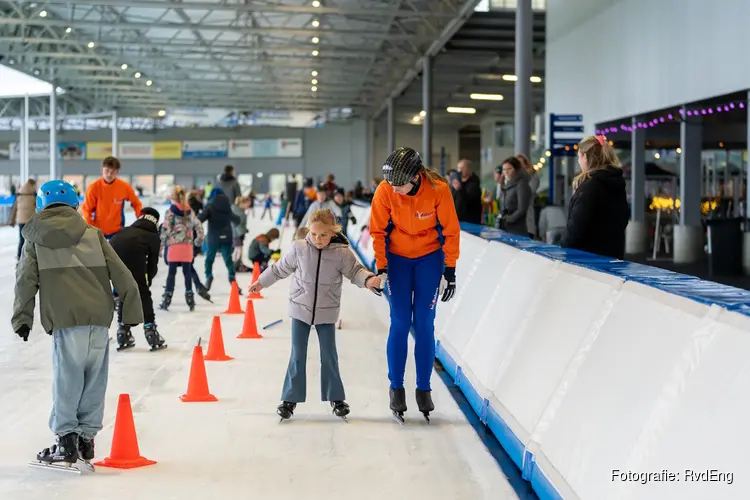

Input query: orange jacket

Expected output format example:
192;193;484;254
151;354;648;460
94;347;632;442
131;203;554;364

81;178;143;236
370;173;460;270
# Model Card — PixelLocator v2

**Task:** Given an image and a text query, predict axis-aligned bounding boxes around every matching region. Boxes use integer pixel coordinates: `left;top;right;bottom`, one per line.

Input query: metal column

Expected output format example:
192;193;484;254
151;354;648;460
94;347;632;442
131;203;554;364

386;97;396;154
514;0;533;158
50;83;58;179
631;116;646;221
421;56;433;166
23;95;30;183
679;110;702;227
19;112;25;185
111;108;118;157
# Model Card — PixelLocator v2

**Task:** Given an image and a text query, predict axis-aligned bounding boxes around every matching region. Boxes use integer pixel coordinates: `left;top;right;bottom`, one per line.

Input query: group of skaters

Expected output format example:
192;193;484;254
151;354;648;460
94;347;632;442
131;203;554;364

11;146;466;470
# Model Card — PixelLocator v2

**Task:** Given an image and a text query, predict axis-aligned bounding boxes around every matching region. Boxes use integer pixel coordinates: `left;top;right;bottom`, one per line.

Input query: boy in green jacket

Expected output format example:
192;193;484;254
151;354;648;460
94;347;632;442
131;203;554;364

12;180;143;472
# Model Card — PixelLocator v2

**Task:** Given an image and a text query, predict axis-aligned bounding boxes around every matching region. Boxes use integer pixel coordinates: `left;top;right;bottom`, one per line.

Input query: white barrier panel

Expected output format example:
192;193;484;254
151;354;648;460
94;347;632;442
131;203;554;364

346;202;750;500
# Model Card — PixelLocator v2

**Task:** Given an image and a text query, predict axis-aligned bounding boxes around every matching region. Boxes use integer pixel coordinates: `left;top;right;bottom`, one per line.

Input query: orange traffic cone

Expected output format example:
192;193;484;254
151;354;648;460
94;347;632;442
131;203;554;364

223;280;244;314
204;316;233;362
249;262;264;299
237;299;263;339
94;394;157;469
180;345;218;402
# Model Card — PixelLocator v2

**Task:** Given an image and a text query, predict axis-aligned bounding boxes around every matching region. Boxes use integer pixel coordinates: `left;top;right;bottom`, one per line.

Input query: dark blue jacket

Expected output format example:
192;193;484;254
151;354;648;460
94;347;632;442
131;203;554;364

198;188;241;247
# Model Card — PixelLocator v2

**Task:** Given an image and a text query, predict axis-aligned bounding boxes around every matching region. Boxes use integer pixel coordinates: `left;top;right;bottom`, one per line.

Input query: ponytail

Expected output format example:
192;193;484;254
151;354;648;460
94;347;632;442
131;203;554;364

421;166;448;188
572;135;622;191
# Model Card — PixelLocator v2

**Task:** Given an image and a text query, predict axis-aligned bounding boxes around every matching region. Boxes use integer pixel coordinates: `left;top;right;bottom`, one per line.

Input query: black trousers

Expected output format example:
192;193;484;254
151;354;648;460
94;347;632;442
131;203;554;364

117;274;154;325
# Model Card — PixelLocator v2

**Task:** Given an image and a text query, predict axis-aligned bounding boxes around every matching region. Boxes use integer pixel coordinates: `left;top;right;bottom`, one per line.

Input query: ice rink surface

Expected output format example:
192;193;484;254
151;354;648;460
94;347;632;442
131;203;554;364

0;211;526;500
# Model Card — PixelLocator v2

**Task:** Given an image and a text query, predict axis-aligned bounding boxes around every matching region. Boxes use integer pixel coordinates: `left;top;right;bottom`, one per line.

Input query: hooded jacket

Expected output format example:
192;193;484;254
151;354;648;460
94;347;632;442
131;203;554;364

12;205;143;334
453;172;483;224
258;233;373;325
198;188;241;246
109;216;161;285
499;171;532;236
218;173;242;203
561;165;629;259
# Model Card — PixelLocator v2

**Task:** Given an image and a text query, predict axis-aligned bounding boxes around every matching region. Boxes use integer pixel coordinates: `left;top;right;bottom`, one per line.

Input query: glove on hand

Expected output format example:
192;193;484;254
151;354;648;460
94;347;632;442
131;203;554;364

372;268;387;296
16;325;30;342
440;267;456;302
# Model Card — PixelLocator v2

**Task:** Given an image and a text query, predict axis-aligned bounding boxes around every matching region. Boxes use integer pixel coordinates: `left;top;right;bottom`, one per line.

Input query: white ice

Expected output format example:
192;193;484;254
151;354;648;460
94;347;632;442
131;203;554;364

0;211;524;499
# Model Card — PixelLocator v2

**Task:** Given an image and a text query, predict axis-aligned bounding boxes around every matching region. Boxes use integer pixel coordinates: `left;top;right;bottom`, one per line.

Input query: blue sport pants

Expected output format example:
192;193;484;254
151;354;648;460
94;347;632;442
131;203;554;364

385;249;443;391
205;242;235;282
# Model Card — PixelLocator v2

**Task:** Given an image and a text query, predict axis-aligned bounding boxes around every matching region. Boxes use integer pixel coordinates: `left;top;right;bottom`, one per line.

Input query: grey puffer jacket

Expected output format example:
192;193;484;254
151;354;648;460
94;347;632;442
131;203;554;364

258;233;374;325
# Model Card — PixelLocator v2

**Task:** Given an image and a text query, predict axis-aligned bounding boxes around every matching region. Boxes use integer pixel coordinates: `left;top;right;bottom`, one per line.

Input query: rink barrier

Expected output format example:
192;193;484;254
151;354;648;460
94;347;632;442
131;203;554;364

346;201;750;500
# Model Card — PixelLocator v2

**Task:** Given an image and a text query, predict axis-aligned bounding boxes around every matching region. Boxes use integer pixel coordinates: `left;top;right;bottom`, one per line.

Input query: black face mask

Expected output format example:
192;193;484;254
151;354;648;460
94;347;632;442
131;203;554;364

407;176;421;196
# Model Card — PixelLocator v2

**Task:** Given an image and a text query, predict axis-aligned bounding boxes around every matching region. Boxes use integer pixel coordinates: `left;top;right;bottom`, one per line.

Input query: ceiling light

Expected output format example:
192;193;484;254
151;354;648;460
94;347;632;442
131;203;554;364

311;79;318;85
88;41;95;48
545;150;551;157
312;19;320;27
65;27;72;33
311;86;317;92
312;50;319;56
540;157;546;164
530;76;542;83
121;63;128;70
157;109;166;117
419;110;426;117
146;79;153;86
676;147;682;154
446;106;476;114
654;152;661;159
134;72;141;78
311;70;318;76
412;116;420;123
312;0;321;7
39;10;47;17
470;93;503;101
502;74;518;81
312;37;319;44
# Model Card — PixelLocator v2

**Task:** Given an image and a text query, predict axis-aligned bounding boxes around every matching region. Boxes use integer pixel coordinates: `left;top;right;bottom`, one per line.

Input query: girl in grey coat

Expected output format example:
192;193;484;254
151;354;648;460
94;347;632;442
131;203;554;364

250;208;380;421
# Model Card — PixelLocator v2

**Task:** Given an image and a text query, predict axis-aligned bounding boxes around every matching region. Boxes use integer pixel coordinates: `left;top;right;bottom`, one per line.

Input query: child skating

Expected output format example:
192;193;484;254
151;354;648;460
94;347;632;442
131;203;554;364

248;209;380;421
13;180;143;472
109;207;167;351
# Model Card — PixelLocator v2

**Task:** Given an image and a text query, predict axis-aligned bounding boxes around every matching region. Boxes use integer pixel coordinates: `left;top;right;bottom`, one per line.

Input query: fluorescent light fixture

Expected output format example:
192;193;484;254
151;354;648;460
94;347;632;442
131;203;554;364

412;116;420;122
312;50;319;56
311;79;318;85
88;41;95;48
312;0;321;7
65;27;72;33
39;10;47;17
146;79;153;86
446;106;476;114
312;37;319;44
157;109;166;117
121;63;128;70
311;86;317;92
470;93;503;101
312;20;320;27
134;72;141;78
502;74;517;81
419;110;426;117
311;70;318;76
530;76;542;83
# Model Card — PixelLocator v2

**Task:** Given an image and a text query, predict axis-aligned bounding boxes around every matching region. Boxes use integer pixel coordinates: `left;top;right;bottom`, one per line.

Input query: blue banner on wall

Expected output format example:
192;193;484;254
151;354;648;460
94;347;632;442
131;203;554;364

182;140;228;158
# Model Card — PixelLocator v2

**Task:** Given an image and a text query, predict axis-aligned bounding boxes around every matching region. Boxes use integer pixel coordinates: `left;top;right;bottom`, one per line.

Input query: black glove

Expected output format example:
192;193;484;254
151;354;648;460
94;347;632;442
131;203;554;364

372;268;387;296
441;267;456;302
16;325;30;342
350;216;357;224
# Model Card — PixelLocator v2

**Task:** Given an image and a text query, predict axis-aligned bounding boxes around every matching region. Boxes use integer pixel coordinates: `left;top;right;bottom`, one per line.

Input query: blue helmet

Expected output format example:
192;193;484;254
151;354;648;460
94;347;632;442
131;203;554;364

36;180;79;212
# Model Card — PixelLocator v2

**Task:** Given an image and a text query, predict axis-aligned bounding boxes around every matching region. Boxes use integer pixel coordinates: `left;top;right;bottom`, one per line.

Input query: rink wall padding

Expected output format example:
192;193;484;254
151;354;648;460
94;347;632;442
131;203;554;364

346;201;750;500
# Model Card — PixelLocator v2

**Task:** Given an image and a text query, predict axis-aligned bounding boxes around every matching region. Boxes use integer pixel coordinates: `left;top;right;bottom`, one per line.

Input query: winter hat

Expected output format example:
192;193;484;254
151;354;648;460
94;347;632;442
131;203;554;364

139;207;160;226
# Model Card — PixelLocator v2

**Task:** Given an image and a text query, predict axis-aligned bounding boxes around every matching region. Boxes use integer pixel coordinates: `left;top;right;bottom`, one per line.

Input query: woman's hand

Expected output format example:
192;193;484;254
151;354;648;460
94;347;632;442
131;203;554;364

365;275;380;291
249;281;263;294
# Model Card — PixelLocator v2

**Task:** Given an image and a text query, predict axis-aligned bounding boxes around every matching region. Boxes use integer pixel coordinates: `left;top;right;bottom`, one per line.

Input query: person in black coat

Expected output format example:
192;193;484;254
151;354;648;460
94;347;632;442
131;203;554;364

109;207;167;351
198;187;241;290
560;135;630;259
451;159;483;224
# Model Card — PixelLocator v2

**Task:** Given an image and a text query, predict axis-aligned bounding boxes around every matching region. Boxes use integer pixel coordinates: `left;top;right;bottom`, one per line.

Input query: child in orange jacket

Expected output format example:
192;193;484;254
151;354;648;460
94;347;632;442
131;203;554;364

81;156;142;239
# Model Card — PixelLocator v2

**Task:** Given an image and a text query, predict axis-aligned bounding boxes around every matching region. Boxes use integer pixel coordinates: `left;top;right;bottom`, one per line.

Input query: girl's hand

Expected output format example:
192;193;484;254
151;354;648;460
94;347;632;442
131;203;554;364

249;281;263;294
365;275;379;291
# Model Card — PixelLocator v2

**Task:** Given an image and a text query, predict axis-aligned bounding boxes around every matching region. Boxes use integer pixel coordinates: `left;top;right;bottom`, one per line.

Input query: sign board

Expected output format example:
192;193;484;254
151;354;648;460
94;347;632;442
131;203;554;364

58;142;86;160
87;142;113;160
119;142;154;159
548;113;584;205
153;141;182;159
182;140;228;158
227;138;303;158
10;142;51;160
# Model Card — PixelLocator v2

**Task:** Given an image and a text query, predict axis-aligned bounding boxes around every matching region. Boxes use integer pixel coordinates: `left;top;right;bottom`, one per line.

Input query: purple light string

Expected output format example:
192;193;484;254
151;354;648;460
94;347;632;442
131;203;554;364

596;101;746;135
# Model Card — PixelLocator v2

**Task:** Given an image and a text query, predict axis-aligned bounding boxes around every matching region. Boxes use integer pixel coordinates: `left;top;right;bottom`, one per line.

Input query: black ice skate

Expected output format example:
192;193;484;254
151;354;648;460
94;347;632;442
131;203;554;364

205;277;214;291
29;433;83;474
77;436;96;472
116;325;135;352
196;285;212;303
331;401;350;421
415;389;435;423
276;401;296;422
144;323;167;352
389;388;407;424
159;291;173;311
185;291;196;311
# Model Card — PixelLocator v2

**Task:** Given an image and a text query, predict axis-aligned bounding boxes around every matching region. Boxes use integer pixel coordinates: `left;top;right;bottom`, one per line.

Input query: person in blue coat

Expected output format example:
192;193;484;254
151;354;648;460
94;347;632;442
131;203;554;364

198;187;241;291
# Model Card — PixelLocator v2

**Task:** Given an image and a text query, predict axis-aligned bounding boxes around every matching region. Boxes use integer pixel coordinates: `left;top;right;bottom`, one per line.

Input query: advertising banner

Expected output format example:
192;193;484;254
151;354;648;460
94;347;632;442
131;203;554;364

58;142;86;160
153;141;182;159
119;142;153;159
227;139;253;158
87;142;113;160
227;138;303;158
10;142;51;160
182;140;228;158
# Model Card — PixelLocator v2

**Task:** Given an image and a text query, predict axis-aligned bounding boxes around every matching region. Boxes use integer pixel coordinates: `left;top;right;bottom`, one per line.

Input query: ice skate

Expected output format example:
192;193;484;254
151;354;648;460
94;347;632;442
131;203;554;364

77;436;96;472
29;433;82;474
389;388;407;424
276;401;296;422
415;389;434;423
185;290;196;311
158;290;173;311
205;276;213;291
116;325;135;351
196;285;212;303
144;323;167;352
331;401;350;421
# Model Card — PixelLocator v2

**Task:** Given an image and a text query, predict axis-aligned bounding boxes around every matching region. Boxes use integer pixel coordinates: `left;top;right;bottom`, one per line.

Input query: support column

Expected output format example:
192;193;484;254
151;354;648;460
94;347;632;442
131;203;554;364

23;95;30;183
386;97;396;154
111;108;118;157
674;106;704;264
514;0;532;158
19;113;25;185
421;56;433;166
743;91;750;273
49;83;58;179
626;116;648;254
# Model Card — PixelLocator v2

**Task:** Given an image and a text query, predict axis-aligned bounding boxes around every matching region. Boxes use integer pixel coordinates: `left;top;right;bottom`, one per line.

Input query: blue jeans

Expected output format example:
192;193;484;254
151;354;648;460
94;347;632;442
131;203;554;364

166;262;193;293
205;242;235;282
281;320;345;403
385;250;444;391
50;325;110;439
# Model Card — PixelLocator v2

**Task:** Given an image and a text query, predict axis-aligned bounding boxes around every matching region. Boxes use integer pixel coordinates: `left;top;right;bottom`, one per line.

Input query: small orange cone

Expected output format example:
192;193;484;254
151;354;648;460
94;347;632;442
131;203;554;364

249;262;264;299
237;299;263;339
180;345;218;402
94;394;157;469
204;316;233;362
223;280;244;314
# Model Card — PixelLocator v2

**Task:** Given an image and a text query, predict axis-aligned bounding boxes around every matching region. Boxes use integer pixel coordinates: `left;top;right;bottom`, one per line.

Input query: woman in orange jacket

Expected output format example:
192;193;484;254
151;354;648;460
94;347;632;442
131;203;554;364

369;147;460;422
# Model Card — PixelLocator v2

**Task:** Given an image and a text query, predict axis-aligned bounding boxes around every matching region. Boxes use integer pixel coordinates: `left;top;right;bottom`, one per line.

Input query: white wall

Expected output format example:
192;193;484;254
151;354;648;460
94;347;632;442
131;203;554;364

372;121;460;178
545;0;750;132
